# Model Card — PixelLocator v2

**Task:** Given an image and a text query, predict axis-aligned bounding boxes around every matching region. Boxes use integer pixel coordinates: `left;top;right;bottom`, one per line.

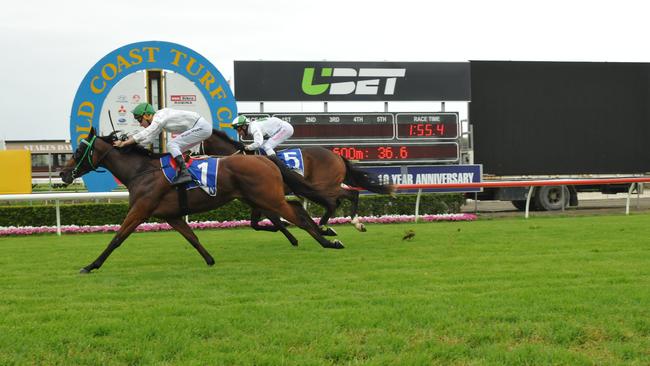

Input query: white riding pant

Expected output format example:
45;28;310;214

167;117;212;157
261;123;294;155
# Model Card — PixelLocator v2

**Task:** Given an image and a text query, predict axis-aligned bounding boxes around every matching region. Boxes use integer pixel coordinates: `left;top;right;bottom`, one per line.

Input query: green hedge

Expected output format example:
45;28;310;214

0;194;465;227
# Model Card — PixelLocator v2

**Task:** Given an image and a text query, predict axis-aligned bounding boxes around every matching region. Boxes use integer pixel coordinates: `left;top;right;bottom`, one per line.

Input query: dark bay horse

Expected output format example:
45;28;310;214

202;130;395;233
60;128;343;274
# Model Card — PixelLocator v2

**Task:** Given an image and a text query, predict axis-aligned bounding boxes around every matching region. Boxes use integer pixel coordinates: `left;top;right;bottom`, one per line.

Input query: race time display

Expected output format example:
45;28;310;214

239;112;460;164
395;113;458;139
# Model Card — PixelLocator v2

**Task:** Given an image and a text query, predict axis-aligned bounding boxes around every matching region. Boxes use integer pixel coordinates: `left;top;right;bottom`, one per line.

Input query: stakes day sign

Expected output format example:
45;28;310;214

70;41;237;192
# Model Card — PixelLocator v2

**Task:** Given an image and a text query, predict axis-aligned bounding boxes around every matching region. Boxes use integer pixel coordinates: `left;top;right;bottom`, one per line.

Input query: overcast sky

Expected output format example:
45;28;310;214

0;0;648;141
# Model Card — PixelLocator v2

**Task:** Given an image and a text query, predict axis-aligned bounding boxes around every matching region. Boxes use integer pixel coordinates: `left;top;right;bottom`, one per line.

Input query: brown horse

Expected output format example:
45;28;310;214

60;128;344;274
202;129;395;233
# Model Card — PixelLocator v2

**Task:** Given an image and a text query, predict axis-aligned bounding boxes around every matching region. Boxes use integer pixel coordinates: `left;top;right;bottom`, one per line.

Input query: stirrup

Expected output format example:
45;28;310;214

172;172;192;186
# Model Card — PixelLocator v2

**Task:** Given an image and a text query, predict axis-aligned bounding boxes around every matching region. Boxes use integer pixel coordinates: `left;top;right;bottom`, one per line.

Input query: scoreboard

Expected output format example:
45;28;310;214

239;112;460;164
275;113;394;140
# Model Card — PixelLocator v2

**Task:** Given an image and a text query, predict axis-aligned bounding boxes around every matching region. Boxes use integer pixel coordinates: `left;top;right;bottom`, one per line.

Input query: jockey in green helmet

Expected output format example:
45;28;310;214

231;115;293;156
113;102;212;186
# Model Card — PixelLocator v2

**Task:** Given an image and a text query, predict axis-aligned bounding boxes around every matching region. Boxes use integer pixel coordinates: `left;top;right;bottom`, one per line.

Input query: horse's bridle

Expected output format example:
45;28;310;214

71;136;113;179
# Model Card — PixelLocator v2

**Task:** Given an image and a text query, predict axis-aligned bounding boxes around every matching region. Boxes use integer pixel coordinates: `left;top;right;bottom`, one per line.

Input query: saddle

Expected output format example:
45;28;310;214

160;154;219;196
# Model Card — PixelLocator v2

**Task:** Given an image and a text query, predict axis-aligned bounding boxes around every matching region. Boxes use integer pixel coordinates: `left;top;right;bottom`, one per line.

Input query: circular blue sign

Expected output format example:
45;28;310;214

70;41;237;192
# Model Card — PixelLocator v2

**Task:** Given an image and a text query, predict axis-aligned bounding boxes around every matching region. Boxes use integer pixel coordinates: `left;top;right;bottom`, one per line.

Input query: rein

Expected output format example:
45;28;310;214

72;136;113;178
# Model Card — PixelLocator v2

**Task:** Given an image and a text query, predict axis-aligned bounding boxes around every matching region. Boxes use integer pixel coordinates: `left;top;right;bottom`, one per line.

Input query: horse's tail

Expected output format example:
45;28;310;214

267;155;333;208
342;158;395;195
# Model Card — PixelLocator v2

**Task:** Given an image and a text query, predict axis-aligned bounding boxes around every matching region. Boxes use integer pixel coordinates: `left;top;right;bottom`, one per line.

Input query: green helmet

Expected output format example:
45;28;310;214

232;115;249;128
132;103;155;117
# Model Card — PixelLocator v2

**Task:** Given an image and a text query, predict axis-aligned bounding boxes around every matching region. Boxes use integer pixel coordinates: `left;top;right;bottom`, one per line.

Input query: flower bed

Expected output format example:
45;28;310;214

0;214;476;236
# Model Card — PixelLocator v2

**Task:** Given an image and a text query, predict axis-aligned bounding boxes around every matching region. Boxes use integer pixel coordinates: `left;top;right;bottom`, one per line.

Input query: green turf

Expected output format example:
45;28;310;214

1;214;649;365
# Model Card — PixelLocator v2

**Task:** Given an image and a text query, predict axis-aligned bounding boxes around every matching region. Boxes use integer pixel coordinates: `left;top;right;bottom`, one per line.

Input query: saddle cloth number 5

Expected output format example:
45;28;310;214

281;151;300;169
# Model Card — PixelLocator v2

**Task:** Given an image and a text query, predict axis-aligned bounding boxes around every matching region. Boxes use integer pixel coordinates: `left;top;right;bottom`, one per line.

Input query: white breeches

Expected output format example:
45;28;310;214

261;123;294;155
167;117;212;157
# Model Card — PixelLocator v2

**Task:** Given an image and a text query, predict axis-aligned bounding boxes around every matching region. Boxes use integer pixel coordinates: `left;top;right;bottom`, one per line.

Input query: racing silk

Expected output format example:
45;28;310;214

132;108;201;145
247;117;292;151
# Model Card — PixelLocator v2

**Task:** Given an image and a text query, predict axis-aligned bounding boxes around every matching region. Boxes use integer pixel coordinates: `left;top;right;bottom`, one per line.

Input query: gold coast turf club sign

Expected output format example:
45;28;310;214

70;41;237;192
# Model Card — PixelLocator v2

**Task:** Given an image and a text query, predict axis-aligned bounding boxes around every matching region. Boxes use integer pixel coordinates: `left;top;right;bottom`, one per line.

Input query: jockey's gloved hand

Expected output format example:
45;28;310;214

244;144;255;151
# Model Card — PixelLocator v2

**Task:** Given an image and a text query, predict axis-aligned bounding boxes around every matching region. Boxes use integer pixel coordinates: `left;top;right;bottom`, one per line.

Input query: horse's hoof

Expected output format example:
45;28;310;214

321;226;338;236
79;268;91;274
351;217;366;232
290;240;299;247
330;240;345;249
206;258;215;266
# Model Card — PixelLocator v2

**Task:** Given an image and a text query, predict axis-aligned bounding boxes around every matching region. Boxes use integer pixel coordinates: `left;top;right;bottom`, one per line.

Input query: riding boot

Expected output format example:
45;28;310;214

172;155;193;186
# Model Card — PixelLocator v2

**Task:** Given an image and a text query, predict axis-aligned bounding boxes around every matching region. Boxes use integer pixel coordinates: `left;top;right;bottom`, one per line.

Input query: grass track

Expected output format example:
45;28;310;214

1;214;649;365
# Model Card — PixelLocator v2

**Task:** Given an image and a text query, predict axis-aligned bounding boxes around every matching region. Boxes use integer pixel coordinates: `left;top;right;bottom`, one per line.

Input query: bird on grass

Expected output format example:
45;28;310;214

402;229;415;241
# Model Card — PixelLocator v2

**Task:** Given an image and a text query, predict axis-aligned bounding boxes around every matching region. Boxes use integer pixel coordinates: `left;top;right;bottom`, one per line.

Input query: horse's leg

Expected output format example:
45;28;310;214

317;202;338;236
80;210;147;274
249;209;280;232
342;188;366;232
265;212;299;247
278;201;344;249
249;208;299;247
165;217;215;266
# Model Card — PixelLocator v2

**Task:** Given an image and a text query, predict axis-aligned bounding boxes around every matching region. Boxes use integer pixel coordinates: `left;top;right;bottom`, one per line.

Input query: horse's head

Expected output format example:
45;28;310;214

59;128;116;185
204;129;245;155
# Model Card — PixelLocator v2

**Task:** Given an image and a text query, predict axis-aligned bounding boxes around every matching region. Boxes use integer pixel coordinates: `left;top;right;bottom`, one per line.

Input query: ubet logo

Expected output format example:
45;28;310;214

302;67;406;96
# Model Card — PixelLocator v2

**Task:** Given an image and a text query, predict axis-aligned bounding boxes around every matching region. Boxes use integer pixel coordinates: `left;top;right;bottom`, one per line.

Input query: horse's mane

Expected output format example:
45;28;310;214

123;143;168;158
97;132;167;158
97;131;119;144
212;129;245;150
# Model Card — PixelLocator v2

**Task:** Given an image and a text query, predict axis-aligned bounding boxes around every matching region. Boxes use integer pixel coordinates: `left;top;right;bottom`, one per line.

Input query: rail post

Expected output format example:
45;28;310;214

414;189;422;222
56;199;61;236
525;186;535;219
626;182;636;215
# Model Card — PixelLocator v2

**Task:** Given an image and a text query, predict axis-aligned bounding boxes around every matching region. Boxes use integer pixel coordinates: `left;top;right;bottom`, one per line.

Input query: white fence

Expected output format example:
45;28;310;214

2;192;128;236
398;177;650;219
2;177;650;235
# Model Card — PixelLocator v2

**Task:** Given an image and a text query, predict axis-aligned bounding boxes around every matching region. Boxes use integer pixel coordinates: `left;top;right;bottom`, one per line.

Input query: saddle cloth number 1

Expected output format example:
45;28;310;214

197;162;209;186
